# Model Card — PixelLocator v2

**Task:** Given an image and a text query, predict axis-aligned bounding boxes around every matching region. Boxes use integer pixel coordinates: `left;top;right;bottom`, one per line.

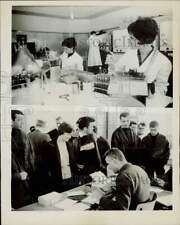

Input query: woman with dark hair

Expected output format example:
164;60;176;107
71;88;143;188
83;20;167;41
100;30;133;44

48;122;79;192
114;17;172;107
60;37;83;71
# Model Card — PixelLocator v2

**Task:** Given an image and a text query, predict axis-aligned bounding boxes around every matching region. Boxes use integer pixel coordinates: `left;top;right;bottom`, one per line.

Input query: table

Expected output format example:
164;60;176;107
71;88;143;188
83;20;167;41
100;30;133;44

16;183;92;211
16;184;172;211
12;70;145;107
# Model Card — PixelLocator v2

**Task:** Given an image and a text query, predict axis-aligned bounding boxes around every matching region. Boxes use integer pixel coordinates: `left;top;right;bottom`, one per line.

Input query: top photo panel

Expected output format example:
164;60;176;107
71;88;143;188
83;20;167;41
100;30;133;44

12;5;173;107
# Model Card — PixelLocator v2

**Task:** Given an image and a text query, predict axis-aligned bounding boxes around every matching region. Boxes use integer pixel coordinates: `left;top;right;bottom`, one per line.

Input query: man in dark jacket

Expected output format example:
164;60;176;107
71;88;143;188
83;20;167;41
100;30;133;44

74;116;110;177
27;119;51;197
111;112;141;164
11;110;33;208
99;148;151;210
141;121;170;178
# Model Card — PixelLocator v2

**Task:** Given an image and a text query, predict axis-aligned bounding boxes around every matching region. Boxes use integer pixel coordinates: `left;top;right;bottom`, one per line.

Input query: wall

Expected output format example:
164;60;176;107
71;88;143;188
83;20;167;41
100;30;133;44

12;31;89;57
12;14;91;33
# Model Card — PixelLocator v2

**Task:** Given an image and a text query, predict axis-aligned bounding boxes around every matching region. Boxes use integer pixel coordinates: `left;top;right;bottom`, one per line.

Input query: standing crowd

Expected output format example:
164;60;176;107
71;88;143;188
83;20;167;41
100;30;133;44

11;110;172;210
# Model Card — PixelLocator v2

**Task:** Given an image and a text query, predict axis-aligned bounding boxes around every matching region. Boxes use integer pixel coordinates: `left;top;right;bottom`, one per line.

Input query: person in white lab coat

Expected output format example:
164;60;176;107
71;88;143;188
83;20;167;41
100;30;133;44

113;17;172;107
87;31;102;74
60;37;83;71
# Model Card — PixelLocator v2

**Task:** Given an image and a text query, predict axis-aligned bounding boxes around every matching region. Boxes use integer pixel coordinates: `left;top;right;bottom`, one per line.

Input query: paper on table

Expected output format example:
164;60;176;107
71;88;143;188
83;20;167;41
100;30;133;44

66;190;86;197
157;194;172;206
90;171;107;182
38;192;65;206
54;199;77;210
82;189;105;205
150;186;164;193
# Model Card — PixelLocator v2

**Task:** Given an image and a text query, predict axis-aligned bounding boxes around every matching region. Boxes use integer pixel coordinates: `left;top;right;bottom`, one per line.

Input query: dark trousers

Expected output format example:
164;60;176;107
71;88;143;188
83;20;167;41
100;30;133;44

145;158;166;178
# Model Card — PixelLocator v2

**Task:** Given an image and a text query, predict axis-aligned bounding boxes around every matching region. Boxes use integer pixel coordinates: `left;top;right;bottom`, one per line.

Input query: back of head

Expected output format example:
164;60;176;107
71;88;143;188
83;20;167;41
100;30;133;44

105;148;126;162
76;116;95;130
58;122;73;136
149;120;159;128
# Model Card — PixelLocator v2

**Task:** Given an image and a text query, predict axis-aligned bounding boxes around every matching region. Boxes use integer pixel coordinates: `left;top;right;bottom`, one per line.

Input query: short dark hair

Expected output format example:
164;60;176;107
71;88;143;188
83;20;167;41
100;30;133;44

127;17;159;44
90;31;96;35
149;120;159;128
138;122;146;128
62;37;77;48
11;110;24;121
104;148;126;161
130;121;137;127
30;126;36;132
120;112;130;120
58;122;73;135
76;116;95;130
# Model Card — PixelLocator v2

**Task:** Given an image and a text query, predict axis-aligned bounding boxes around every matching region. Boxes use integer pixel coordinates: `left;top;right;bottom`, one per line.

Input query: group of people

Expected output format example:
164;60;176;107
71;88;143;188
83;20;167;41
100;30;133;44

11;109;171;210
12;16;172;107
58;17;172;107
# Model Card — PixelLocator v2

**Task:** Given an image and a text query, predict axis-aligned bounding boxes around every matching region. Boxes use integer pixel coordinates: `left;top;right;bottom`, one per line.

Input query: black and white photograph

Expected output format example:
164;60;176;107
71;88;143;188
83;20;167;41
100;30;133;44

1;1;180;225
11;5;173;107
11;107;173;211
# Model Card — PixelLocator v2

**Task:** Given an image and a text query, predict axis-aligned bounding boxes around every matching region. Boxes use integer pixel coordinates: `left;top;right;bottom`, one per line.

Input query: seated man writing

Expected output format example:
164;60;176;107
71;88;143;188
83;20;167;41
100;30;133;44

99;148;151;210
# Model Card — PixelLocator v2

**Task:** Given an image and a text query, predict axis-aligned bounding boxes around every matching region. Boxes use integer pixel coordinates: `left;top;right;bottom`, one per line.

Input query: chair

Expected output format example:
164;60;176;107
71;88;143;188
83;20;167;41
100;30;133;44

136;192;157;210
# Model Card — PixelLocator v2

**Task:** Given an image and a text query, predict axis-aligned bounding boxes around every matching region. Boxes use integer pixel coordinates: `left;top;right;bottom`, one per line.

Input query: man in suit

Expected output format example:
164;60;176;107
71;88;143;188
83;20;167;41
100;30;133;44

27;119;51;197
11;110;34;208
141;121;170;179
99;148;151;210
111;112;141;165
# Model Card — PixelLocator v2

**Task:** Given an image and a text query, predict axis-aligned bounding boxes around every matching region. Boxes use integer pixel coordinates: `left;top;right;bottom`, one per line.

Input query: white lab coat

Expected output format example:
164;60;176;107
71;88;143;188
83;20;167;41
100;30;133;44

60;51;83;71
87;34;102;67
114;49;172;107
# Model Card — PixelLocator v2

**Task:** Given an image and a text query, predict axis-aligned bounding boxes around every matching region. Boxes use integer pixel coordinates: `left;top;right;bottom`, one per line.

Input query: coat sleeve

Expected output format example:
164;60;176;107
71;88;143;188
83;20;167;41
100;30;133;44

99;174;133;210
161;138;170;163
111;131;121;149
155;56;172;95
115;174;133;210
12;155;22;182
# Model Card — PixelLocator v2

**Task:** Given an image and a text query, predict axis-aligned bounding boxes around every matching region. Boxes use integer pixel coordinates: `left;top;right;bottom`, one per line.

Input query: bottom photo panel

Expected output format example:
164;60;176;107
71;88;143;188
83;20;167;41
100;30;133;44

11;107;173;211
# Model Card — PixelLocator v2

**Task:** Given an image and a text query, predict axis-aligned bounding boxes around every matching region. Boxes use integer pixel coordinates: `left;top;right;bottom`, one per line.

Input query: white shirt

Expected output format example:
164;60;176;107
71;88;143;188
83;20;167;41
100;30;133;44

114;48;172;88
57;137;71;179
60;51;83;71
114;48;172;107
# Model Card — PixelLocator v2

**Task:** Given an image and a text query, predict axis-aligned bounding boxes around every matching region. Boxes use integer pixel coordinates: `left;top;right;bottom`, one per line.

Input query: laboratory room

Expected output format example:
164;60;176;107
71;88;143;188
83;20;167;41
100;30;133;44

12;6;173;107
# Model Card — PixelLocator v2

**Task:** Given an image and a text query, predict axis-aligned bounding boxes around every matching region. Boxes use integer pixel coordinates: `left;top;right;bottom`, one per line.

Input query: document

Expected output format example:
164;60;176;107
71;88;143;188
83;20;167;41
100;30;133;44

38;192;65;207
66;190;86;197
54;199;77;210
82;189;105;205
